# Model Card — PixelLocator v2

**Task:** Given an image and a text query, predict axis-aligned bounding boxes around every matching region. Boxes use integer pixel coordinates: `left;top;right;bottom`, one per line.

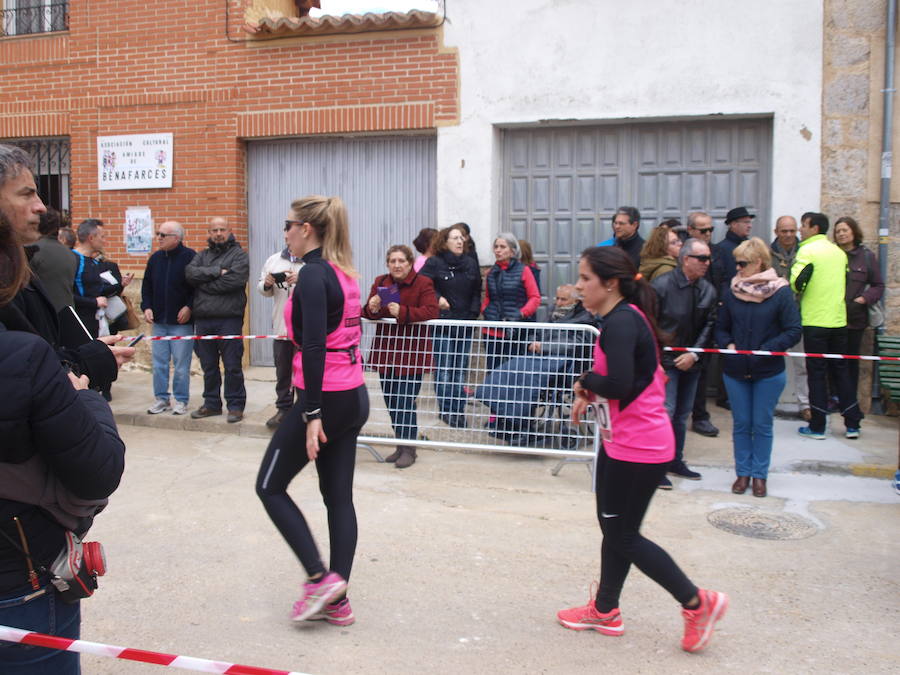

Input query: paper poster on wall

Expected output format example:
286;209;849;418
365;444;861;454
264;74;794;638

98;133;173;190
125;207;153;255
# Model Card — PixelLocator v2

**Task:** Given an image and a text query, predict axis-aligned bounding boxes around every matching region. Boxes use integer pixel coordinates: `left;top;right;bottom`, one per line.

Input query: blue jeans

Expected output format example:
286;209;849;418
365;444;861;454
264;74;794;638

433;325;473;416
723;371;786;479
151;322;194;404
0;582;80;674
379;371;423;441
194;317;246;412
663;367;701;465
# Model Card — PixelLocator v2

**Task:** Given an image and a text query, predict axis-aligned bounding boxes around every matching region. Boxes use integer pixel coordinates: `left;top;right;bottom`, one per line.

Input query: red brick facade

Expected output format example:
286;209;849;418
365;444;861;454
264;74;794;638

0;0;458;267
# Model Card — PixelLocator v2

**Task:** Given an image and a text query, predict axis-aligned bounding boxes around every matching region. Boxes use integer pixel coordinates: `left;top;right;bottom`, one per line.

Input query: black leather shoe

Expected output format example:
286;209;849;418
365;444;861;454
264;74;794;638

668;462;702;480
692;419;719;437
266;410;286;429
657;476;673;490
190;406;222;419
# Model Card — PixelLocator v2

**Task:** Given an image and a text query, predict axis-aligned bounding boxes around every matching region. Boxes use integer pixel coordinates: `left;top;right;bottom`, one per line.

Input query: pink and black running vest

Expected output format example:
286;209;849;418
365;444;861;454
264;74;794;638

593;304;674;464
284;261;364;392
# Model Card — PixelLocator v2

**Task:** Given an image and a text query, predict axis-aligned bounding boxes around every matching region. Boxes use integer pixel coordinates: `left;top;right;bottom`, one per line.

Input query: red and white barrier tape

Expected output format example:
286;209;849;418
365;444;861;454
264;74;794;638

0;625;310;674
664;346;900;361
148;334;288;341
142;334;900;361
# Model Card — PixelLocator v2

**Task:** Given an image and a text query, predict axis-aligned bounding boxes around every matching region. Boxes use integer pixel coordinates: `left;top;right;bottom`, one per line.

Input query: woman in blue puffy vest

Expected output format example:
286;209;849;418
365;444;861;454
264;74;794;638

480;232;541;370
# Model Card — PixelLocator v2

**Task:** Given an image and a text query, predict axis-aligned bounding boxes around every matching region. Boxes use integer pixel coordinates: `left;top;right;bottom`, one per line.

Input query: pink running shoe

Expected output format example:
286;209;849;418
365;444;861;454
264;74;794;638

681;588;728;653
557;595;624;636
291;571;348;622
310;598;355;626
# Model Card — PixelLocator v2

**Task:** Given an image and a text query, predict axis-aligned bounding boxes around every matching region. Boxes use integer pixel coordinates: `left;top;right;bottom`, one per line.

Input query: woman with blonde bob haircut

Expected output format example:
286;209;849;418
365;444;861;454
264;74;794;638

715;236;801;498
256;195;369;627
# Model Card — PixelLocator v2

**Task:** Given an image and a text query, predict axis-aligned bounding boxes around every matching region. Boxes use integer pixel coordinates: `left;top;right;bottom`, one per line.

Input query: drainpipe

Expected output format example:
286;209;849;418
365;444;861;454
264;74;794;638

873;0;897;414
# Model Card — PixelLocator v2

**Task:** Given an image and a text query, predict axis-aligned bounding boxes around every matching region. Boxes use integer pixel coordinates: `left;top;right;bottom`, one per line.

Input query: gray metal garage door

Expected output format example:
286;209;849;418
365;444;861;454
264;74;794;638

246;134;436;365
501;118;772;306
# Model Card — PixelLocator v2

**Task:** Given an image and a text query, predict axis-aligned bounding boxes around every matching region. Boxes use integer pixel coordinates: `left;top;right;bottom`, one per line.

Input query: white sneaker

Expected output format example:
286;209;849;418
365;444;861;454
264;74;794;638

148;399;170;414
172;401;188;415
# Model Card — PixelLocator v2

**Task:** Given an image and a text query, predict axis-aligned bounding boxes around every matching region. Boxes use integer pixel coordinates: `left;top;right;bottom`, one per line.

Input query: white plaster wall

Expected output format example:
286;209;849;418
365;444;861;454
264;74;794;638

437;0;824;254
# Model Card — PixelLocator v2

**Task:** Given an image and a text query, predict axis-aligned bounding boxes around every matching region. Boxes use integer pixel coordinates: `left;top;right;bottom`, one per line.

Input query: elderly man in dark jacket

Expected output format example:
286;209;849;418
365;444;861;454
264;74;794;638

711;206;754;295
141;220;196;416
185;218;249;423
652;238;717;488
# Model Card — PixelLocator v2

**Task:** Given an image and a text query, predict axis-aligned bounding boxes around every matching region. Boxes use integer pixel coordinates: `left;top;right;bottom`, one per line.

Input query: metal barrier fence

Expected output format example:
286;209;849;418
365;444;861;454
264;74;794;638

357;318;600;467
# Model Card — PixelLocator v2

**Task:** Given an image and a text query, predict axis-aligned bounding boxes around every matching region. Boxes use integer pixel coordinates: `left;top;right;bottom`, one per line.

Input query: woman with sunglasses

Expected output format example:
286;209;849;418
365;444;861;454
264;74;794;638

256;196;369;627
715;237;800;497
558;245;728;653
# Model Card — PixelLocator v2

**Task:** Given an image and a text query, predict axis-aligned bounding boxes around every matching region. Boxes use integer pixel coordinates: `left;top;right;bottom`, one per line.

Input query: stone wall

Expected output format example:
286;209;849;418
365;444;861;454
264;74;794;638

822;1;898;409
822;0;898;330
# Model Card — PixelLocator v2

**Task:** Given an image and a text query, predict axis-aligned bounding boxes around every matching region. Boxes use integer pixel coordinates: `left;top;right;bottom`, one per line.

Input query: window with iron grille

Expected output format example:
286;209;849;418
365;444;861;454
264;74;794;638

3;137;71;217
1;0;67;37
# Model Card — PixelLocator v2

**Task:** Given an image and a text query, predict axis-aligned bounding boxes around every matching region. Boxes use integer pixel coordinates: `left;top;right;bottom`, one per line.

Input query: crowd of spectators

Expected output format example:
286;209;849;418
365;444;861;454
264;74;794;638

6;131;884;490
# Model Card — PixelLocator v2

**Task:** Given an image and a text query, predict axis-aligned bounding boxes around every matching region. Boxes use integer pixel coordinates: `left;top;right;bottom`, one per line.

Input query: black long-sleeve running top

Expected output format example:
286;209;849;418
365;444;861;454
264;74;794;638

291;248;346;412
579;301;659;410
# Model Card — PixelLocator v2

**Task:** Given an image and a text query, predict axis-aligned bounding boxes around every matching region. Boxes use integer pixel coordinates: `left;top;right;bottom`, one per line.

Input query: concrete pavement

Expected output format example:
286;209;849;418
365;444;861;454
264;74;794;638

53;363;899;674
79;422;897;674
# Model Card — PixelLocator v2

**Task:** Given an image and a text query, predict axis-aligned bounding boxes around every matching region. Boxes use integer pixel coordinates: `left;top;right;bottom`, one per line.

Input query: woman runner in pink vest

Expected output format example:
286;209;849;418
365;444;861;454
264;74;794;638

557;246;728;653
256;195;369;627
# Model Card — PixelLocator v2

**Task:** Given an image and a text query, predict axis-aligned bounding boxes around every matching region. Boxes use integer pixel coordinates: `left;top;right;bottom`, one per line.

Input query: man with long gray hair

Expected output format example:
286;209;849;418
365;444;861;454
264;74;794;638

0;143;129;391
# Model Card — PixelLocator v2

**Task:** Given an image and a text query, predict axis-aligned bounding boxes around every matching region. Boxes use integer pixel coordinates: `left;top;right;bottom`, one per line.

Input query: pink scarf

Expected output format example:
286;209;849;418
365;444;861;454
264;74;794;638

730;267;788;303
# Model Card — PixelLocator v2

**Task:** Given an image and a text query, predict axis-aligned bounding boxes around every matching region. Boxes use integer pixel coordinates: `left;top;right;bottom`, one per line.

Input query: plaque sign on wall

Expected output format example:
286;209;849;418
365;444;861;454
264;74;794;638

97;133;173;190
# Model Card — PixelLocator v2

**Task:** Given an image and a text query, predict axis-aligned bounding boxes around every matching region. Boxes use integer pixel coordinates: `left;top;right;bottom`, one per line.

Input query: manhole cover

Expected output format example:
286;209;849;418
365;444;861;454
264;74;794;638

707;507;819;540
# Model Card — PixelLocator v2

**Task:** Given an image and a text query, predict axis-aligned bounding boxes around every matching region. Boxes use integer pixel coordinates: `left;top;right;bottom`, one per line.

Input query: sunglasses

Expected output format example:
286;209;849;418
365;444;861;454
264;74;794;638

735;260;750;268
687;254;712;263
156;232;178;238
284;219;303;231
693;227;714;234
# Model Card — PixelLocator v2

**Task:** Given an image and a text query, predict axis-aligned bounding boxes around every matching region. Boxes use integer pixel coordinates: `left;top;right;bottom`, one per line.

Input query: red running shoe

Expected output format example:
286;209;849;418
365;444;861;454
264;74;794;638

557;592;623;636
681;588;728;653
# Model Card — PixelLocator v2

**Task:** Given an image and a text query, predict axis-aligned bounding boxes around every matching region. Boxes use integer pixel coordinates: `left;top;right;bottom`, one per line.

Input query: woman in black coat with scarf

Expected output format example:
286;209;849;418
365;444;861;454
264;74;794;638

715;237;801;498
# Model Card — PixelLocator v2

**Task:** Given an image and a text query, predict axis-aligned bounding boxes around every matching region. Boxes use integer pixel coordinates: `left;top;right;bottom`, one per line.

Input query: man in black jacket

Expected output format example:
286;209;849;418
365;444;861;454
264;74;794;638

711;206;754;296
598;206;644;268
141;220;196;416
0;205;126;672
30;207;77;311
651;238;717;488
185;217;249;423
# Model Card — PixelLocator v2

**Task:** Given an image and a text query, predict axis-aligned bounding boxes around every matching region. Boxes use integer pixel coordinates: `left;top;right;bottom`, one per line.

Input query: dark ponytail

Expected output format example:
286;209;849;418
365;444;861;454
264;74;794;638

580;246;663;343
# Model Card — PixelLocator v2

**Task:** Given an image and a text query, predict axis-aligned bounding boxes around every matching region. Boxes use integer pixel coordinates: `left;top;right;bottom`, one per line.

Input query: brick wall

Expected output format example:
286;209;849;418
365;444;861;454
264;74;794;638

0;0;459;269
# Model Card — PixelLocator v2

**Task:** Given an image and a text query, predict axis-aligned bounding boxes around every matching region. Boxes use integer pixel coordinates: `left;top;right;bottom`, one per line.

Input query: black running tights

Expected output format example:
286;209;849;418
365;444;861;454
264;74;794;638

256;385;369;581
594;447;698;612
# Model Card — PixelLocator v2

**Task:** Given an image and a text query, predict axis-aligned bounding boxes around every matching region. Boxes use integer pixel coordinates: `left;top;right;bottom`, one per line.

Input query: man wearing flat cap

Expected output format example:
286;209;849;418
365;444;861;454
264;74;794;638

711;206;754;296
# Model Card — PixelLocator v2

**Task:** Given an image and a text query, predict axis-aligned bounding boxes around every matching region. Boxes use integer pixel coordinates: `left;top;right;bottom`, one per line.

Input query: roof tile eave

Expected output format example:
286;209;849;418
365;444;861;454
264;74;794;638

245;10;441;38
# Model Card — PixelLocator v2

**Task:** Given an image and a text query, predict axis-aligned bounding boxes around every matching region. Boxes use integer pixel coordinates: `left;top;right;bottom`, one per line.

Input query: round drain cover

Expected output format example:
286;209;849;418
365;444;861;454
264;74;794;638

707;507;819;540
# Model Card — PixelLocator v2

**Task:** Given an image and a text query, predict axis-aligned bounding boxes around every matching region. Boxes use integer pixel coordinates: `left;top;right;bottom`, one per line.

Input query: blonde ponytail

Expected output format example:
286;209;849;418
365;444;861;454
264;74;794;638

290;195;358;278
